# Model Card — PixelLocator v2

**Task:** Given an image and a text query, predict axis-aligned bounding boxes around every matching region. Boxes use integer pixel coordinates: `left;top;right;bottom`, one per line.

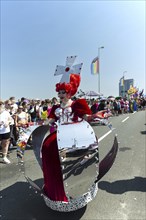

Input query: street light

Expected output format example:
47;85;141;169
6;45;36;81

98;46;104;94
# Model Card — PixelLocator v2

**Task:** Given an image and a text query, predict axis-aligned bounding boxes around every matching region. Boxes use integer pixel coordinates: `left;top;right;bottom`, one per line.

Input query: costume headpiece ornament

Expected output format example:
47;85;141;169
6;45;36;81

54;55;83;83
54;56;83;96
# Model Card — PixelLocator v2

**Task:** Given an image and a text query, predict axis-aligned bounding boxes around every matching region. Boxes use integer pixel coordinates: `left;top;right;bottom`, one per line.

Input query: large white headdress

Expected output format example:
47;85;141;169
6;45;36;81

54;56;83;83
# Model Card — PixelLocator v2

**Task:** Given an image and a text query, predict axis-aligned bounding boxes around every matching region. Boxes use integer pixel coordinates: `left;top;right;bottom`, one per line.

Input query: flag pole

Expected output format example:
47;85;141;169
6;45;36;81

98;46;104;94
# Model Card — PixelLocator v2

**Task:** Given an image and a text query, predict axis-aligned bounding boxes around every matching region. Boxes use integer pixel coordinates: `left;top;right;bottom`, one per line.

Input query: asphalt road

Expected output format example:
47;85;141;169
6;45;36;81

0;110;146;220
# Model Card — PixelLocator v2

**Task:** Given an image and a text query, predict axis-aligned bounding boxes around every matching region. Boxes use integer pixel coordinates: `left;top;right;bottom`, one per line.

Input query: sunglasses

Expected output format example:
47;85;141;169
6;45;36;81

58;91;66;95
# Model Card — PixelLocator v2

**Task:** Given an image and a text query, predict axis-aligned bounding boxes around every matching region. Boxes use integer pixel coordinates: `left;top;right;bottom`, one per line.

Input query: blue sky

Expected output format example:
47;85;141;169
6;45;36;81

1;0;145;100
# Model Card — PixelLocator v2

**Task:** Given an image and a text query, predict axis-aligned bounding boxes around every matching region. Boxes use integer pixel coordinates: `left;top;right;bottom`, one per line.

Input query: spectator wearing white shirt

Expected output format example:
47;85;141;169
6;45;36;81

0;100;12;164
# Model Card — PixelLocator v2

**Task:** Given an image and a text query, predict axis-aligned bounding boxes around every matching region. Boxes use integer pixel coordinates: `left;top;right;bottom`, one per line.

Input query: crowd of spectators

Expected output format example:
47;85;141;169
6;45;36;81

89;96;146;115
0;95;146;164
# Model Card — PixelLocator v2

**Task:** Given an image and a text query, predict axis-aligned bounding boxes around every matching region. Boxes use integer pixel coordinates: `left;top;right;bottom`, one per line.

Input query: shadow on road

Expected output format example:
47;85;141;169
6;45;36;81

1;180;86;220
141;130;146;135
98;176;146;194
119;147;131;152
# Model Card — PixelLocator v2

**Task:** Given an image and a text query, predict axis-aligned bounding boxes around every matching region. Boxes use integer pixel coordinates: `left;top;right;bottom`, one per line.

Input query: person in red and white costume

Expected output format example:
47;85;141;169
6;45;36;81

42;56;109;202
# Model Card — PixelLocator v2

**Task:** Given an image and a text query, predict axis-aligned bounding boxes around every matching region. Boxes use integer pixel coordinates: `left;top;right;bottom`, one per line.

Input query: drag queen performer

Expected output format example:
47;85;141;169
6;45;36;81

41;56;109;204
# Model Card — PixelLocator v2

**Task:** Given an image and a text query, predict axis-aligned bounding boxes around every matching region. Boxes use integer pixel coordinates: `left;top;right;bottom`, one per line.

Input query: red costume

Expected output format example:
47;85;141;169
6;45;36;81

42;99;92;201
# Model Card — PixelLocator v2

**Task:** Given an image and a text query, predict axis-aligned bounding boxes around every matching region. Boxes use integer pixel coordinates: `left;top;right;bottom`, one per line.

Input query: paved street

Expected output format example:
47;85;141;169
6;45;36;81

0;110;146;220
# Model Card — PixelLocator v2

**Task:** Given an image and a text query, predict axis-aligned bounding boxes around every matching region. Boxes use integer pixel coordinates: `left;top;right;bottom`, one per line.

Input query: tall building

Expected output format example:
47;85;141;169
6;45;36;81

119;78;134;97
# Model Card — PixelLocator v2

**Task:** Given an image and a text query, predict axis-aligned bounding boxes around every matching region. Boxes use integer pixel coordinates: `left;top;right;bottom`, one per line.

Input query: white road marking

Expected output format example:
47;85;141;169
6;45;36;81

98;130;112;143
122;116;129;123
98;114;130;142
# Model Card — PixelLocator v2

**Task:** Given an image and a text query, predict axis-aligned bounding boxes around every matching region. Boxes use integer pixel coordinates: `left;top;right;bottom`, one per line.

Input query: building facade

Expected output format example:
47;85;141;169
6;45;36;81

119;78;134;97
